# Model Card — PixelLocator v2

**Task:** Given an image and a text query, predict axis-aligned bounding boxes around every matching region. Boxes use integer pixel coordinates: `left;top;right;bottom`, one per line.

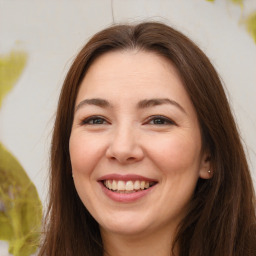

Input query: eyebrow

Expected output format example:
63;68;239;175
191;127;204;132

75;98;112;112
75;97;186;114
137;98;186;114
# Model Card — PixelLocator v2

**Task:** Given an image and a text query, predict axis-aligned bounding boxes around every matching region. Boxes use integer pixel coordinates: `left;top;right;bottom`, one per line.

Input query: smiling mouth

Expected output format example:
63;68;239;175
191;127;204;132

103;180;157;193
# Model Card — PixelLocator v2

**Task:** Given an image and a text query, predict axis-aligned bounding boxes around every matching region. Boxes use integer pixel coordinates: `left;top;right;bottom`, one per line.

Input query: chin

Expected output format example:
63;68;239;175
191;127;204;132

99;214;153;237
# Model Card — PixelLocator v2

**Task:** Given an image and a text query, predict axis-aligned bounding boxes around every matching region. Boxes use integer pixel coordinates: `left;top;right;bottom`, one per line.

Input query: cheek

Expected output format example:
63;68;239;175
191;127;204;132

147;131;202;174
69;132;106;175
69;133;104;210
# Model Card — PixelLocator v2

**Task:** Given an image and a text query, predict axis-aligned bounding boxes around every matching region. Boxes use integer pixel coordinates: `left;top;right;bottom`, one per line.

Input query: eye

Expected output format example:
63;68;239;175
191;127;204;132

146;115;176;125
81;116;108;125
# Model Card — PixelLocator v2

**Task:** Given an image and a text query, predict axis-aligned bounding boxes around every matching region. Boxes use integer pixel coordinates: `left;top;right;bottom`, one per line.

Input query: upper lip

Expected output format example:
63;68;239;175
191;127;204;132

98;174;157;182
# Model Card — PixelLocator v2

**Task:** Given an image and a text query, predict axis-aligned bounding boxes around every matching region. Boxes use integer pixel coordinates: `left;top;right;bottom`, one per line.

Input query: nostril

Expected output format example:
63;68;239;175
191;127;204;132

127;156;136;161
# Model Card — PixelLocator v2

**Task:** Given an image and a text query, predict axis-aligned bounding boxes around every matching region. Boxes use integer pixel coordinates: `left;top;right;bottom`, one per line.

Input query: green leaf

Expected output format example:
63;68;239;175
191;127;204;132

229;0;243;6
0;142;42;256
246;12;256;43
0;50;27;108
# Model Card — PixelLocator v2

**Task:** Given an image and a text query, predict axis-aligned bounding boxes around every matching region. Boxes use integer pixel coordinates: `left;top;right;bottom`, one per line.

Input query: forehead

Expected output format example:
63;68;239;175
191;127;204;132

77;50;186;99
86;49;179;81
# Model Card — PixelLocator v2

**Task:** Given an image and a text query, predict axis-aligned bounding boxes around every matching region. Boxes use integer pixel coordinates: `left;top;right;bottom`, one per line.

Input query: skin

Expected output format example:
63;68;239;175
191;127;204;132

69;50;211;256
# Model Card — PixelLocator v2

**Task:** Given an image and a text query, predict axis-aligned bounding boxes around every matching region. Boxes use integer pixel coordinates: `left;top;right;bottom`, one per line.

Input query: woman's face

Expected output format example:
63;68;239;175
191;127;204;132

69;50;211;237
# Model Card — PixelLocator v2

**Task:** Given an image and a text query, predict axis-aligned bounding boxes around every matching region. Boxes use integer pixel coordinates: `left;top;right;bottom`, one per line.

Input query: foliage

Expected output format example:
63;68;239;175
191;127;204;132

246;12;256;43
0;50;27;108
0;143;42;256
205;0;256;44
229;0;243;6
206;0;243;4
0;49;42;256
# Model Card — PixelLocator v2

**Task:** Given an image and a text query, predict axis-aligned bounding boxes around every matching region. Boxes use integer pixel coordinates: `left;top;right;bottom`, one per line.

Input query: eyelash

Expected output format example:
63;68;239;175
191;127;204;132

145;115;176;126
81;115;175;126
81;116;108;125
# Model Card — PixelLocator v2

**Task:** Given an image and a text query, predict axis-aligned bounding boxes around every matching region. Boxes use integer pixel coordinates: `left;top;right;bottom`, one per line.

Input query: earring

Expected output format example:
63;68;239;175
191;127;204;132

208;170;211;173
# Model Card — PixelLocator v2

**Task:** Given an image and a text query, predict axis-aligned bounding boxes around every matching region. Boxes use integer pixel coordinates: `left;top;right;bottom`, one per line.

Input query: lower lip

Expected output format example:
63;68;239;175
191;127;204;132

99;182;157;203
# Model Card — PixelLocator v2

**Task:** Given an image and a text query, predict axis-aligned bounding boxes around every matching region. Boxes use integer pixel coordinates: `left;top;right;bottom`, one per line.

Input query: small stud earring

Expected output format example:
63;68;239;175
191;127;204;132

208;170;211;173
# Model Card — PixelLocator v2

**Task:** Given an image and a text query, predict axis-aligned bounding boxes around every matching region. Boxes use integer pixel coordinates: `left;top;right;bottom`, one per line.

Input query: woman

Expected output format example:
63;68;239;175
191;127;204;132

39;22;256;256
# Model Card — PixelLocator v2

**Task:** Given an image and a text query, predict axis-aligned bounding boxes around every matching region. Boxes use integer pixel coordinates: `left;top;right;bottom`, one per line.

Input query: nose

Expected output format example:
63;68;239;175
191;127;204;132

106;125;144;164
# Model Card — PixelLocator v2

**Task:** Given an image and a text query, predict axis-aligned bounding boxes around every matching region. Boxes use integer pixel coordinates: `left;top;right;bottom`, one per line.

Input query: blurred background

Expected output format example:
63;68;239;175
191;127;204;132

1;0;256;255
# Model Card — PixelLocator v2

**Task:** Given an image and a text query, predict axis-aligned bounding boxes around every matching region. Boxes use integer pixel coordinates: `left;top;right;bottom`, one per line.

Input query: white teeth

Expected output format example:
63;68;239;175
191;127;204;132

106;180;112;190
104;180;155;192
126;181;133;191
112;180;117;190
117;180;125;190
140;181;145;190
134;180;141;190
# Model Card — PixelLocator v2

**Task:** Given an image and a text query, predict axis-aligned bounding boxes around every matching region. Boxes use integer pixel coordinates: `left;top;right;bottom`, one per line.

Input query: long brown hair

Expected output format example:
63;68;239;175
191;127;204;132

39;22;256;256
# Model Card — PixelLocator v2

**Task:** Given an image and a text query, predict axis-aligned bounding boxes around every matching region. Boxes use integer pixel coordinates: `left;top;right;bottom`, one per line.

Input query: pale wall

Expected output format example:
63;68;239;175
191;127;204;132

0;0;255;254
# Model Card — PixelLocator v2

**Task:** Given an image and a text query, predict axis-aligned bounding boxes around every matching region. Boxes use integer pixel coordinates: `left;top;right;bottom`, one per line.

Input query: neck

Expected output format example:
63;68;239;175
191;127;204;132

101;226;178;256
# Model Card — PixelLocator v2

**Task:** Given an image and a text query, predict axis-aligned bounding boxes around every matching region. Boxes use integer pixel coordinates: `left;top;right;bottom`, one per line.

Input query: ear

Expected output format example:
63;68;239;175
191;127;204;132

199;151;213;179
